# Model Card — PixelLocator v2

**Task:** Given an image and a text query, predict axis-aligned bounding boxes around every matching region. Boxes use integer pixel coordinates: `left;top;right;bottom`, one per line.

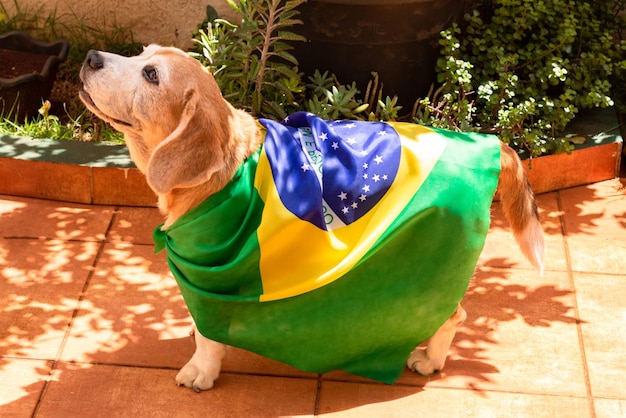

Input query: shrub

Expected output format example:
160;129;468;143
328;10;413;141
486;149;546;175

416;0;626;156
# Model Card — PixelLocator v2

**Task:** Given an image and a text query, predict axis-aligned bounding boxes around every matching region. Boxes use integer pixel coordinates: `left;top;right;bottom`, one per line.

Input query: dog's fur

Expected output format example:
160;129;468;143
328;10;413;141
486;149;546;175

80;45;544;391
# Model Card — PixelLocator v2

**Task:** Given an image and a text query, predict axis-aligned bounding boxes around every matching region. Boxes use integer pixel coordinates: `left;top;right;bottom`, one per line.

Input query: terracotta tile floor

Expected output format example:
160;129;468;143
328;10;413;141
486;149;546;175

1;178;625;417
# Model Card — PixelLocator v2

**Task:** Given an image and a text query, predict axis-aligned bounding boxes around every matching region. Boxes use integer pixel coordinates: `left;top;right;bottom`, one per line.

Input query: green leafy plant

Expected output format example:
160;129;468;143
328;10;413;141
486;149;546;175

0;100;121;142
193;0;307;119
304;70;368;119
608;1;626;115
193;2;403;122
416;0;626;157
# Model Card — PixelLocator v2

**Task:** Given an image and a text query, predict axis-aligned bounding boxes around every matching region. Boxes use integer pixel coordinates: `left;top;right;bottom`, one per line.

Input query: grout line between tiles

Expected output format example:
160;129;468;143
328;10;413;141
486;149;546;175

29;207;120;418
48;359;324;379
314;375;323;416
556;191;597;418
317;375;596;404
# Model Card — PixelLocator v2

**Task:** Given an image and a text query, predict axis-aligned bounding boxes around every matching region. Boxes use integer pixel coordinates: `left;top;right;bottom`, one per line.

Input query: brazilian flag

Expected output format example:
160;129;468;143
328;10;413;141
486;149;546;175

154;112;501;383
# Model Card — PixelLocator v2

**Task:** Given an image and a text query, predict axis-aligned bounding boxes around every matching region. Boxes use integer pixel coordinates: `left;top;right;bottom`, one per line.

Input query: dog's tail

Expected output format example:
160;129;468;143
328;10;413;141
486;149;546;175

497;143;545;274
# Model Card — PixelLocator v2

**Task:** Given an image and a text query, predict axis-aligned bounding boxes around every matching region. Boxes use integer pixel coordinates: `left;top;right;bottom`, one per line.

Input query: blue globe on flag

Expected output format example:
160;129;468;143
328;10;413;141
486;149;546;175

261;112;401;230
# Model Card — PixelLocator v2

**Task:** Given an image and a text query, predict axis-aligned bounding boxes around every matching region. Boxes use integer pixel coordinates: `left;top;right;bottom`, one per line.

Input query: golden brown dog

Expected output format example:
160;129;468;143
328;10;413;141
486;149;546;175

80;45;544;391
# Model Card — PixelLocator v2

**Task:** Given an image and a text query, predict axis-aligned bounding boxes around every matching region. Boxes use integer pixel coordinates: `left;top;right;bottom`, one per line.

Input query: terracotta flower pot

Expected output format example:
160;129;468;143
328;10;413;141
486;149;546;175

0;31;70;120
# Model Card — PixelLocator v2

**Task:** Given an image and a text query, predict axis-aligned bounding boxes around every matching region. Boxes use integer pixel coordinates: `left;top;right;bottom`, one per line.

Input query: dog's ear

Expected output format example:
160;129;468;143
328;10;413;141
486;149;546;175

146;90;225;194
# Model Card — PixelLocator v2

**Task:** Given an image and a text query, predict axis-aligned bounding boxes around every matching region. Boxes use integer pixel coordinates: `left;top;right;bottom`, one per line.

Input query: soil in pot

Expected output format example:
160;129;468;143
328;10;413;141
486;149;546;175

0;49;51;79
0;32;69;120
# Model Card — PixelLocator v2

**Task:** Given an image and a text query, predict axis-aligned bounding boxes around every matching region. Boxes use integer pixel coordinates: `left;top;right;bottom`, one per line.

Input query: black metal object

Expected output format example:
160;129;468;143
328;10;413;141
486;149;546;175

292;0;465;109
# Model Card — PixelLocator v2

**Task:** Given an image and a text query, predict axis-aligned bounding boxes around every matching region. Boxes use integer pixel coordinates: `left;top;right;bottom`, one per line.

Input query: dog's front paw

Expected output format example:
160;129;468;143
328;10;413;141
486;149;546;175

407;347;445;376
176;333;226;392
176;358;219;392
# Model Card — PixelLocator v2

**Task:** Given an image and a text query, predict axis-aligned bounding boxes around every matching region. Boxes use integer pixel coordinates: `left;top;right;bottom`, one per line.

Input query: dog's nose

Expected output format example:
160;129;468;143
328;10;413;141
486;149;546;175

85;50;104;70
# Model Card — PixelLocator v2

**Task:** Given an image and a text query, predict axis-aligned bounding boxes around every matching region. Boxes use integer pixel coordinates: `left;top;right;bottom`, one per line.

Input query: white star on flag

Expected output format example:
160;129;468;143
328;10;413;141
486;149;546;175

264;112;402;230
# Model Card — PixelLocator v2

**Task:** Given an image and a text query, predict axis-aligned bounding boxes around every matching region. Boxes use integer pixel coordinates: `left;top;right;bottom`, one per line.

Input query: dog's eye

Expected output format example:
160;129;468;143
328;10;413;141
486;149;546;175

143;66;159;85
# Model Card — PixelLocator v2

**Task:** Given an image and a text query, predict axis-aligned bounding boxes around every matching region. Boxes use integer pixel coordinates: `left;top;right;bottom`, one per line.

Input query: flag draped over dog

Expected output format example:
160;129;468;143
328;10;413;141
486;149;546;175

154;112;501;383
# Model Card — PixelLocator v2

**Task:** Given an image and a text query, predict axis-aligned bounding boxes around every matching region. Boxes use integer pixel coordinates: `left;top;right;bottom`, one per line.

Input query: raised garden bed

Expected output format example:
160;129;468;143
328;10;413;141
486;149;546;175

522;108;623;194
0;135;156;206
0;109;622;206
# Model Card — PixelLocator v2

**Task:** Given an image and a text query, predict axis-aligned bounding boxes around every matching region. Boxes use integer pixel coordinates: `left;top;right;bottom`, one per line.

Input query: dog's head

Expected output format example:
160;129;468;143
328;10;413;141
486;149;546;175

79;45;240;195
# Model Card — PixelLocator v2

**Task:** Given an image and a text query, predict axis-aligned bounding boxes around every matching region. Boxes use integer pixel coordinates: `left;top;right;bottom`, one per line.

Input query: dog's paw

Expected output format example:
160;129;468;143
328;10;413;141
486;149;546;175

176;332;226;392
175;359;219;392
407;348;445;376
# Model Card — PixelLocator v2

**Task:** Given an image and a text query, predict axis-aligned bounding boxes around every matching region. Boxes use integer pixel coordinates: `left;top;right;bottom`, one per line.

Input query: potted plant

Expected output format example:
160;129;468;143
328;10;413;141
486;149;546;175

193;0;421;121
0;31;70;120
291;0;466;108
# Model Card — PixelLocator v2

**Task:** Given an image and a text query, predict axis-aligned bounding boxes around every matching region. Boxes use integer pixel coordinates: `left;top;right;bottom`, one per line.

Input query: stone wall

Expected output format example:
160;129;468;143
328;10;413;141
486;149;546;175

2;0;239;49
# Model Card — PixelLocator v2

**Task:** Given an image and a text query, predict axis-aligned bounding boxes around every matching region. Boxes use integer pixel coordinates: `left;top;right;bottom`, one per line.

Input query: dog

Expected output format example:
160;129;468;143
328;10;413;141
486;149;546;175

80;45;544;391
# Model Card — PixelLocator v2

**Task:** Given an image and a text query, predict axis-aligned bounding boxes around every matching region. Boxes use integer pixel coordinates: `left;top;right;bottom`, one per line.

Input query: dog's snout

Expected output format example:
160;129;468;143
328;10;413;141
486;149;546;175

85;50;104;70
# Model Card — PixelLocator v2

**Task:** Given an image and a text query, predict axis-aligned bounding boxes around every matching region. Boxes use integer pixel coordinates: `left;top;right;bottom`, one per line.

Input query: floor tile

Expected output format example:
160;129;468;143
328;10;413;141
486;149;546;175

396;268;586;397
2;175;625;416
0;358;51;418
560;180;626;234
559;180;626;273
60;243;193;369
0;238;99;359
37;363;318;418
574;272;626;399
567;237;626;274
222;346;319;379
481;192;567;272
317;381;592;417
323;267;585;397
0;195;114;241
108;206;165;245
594;398;626;418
